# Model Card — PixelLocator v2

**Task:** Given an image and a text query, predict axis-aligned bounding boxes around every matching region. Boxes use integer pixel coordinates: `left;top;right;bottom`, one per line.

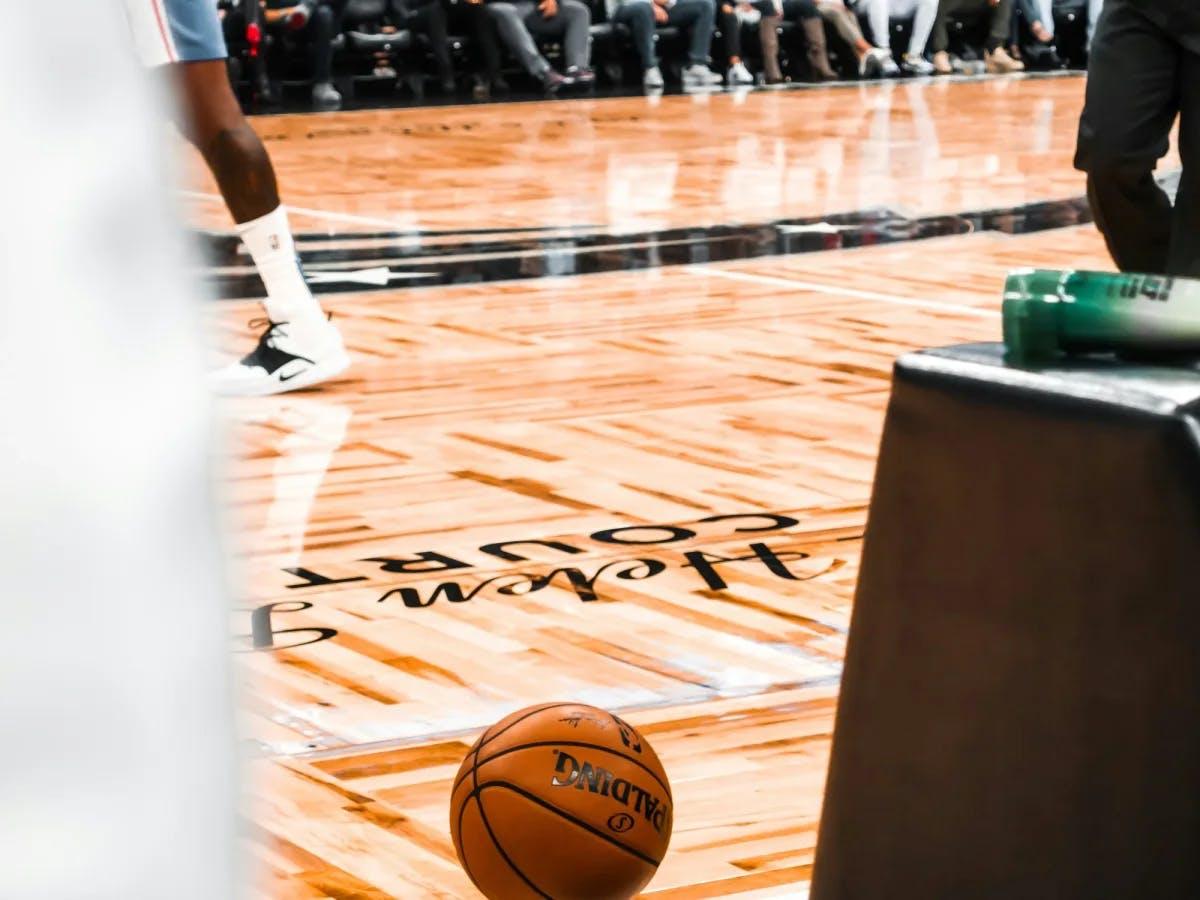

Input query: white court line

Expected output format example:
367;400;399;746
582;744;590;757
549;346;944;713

180;189;419;232
695;266;1002;319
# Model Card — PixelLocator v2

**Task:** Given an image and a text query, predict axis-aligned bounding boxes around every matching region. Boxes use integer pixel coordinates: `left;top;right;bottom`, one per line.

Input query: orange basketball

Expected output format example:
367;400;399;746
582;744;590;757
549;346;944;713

449;702;673;900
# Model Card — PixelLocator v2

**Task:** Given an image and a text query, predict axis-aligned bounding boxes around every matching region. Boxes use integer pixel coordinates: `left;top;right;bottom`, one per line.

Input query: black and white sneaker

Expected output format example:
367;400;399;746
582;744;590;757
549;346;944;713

211;317;350;397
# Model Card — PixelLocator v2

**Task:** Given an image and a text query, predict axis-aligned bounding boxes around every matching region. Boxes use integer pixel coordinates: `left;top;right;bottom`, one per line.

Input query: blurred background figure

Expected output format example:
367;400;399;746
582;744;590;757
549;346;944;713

0;2;240;899
485;0;594;91
716;0;781;85
778;0;840;81
857;0;938;73
1013;0;1064;68
930;0;1024;73
612;0;723;89
1075;0;1200;275
815;0;900;77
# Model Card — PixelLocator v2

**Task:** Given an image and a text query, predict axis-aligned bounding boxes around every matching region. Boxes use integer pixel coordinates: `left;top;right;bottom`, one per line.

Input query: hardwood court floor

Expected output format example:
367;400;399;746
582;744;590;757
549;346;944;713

201;76;1160;898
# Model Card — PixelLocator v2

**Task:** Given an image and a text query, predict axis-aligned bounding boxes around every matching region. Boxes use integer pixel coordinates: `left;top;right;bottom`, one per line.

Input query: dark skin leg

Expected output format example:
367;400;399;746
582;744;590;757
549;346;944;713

169;59;280;224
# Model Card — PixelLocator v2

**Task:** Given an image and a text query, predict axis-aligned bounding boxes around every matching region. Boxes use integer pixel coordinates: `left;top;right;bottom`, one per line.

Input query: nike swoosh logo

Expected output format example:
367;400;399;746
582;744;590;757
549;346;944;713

278;364;311;382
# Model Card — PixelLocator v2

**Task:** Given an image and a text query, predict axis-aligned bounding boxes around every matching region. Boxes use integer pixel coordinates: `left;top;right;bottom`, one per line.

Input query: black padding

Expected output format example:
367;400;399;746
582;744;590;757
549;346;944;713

812;342;1200;900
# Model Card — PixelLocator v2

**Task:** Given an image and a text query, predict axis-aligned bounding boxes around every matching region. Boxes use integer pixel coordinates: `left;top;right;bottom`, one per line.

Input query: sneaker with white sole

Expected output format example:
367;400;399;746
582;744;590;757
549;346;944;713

643;65;665;89
860;47;897;77
682;64;722;86
900;54;934;75
726;61;754;85
877;50;901;76
211;317;350;397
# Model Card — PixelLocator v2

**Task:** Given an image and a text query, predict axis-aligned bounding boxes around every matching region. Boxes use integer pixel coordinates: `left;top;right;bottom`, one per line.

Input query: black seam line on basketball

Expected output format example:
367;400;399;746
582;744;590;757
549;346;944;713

455;793;484;895
476;703;585;754
453;740;672;800
472;785;557;900
450;703;581;796
473;781;663;869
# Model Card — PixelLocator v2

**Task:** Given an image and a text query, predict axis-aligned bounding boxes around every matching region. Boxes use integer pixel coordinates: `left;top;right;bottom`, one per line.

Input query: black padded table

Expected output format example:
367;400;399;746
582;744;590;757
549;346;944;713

812;343;1200;900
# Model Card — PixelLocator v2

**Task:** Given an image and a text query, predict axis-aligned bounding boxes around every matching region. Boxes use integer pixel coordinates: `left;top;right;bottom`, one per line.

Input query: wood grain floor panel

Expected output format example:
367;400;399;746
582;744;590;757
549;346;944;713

212;79;1130;897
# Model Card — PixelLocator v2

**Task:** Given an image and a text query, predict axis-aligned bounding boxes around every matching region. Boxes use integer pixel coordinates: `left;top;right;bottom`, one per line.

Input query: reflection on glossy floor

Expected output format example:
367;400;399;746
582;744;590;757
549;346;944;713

216;77;1131;898
187;74;1163;238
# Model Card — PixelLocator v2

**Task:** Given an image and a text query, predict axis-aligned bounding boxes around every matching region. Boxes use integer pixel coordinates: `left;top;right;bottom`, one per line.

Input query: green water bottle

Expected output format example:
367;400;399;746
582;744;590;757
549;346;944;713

1002;268;1200;362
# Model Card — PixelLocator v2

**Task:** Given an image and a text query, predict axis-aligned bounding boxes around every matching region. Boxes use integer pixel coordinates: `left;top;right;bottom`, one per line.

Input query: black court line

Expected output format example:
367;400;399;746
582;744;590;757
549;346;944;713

196;170;1180;301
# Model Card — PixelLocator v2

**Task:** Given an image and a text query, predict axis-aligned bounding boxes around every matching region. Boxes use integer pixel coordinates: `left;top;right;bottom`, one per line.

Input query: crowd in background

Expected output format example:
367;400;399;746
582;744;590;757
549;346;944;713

218;0;1103;110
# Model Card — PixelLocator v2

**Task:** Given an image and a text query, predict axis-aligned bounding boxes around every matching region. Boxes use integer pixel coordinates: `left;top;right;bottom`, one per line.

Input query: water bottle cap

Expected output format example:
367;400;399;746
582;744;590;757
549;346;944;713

1004;268;1068;301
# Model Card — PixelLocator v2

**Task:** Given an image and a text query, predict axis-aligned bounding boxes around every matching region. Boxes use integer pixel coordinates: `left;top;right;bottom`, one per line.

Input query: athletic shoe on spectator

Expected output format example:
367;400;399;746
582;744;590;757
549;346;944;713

901;54;934;75
682;64;723;85
726;61;755;84
565;66;597;85
312;81;342;110
859;46;899;77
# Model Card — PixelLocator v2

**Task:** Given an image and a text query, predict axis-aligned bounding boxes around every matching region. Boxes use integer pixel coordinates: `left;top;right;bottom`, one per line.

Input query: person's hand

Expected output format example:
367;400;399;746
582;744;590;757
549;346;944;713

653;3;669;21
539;0;558;16
721;3;732;11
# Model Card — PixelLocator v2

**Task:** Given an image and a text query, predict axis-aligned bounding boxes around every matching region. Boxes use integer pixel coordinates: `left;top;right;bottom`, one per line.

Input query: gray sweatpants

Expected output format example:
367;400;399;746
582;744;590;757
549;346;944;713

487;0;591;75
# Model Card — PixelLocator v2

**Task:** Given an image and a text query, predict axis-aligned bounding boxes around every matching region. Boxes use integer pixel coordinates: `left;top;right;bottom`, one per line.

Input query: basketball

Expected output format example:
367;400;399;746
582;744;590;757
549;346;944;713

449;702;673;900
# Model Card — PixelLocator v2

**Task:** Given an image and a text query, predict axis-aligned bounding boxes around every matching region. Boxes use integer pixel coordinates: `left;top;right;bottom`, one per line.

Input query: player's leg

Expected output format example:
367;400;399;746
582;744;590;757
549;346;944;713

171;61;280;222
1167;34;1200;276
170;59;349;394
1074;0;1179;274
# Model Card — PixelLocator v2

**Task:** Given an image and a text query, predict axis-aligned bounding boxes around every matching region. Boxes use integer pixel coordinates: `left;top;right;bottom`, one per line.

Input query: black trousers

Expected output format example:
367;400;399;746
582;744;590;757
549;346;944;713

717;0;779;61
309;0;349;83
403;0;455;80
1075;0;1200;275
931;0;1013;53
445;0;503;78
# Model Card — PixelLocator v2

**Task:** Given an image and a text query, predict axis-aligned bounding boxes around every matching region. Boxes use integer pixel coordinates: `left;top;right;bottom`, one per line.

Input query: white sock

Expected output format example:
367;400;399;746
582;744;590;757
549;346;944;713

236;205;325;328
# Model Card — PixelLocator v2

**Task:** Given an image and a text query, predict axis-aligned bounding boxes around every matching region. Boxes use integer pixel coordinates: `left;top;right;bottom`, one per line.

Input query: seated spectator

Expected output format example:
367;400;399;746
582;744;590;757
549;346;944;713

263;0;348;110
1015;0;1101;62
814;0;899;76
856;0;937;73
485;0;594;91
930;0;1023;73
778;0;839;81
218;0;275;102
717;0;783;85
441;0;509;97
1014;0;1063;66
612;0;723;89
390;0;459;93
